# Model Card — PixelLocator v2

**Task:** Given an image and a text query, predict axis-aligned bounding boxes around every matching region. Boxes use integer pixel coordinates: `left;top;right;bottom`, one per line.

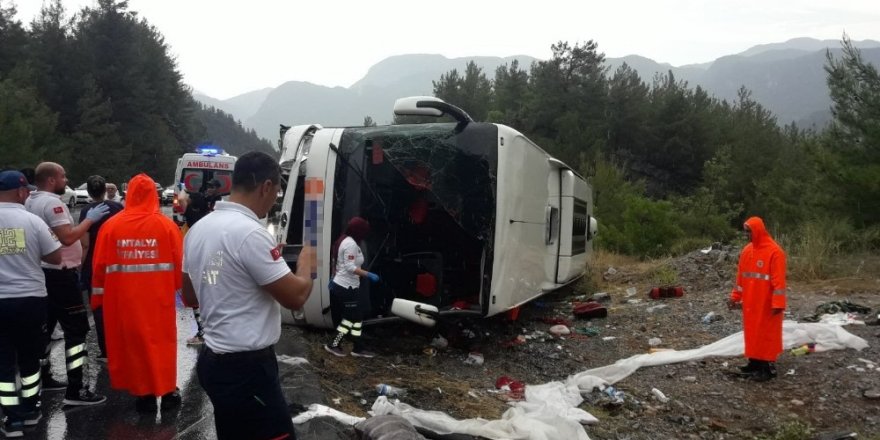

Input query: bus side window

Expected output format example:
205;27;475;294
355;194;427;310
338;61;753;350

285;175;306;245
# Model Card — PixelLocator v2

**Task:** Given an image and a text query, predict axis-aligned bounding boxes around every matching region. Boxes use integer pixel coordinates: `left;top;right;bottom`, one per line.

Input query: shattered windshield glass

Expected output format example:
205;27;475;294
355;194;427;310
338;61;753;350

336;123;498;240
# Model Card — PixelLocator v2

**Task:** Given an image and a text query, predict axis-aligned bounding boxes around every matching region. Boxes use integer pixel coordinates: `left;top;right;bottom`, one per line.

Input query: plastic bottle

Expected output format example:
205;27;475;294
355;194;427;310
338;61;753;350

376;384;406;397
651;388;670;403
790;343;816;356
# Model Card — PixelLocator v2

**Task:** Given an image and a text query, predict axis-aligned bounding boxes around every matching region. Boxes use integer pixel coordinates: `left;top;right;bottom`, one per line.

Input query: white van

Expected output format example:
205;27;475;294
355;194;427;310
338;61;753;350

171;148;237;224
270;97;598;328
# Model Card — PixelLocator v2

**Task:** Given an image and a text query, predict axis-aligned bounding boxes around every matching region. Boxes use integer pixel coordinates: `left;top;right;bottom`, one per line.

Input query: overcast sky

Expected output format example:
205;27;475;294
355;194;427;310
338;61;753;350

12;0;880;99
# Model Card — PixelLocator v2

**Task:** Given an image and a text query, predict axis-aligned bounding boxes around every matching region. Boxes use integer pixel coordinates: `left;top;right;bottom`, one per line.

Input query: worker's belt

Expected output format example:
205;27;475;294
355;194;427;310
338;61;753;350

202;345;275;362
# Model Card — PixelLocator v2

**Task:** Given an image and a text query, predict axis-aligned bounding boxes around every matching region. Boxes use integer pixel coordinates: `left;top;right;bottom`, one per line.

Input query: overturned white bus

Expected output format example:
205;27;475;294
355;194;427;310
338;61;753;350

270;97;598;328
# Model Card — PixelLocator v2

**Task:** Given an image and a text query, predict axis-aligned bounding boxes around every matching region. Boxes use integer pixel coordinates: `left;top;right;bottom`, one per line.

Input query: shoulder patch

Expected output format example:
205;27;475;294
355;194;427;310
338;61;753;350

270;246;282;261
53;206;64;214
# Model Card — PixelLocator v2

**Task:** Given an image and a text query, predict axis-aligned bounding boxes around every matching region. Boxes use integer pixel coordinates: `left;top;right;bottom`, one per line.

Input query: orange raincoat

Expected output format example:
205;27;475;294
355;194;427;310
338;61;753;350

729;217;787;361
91;174;183;396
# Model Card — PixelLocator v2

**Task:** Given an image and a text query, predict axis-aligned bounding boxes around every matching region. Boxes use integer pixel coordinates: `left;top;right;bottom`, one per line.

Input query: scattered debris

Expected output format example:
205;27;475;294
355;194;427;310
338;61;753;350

376;384;407;397
803;300;871;322
603;385;625;406
648;286;685;300
625;287;637;297
549;325;571;336
648;337;663;347
682;376;697;383
651;387;670;403
429;335;448;349
790;343;817;356
591;292;611;303
573;302;608;319
502;335;527;348
463;352;484;366
574;327;601;337
646;304;668;313
863;388;880;399
701;311;719;324
790;399;804;406
602;336;617;341
277;355;310;366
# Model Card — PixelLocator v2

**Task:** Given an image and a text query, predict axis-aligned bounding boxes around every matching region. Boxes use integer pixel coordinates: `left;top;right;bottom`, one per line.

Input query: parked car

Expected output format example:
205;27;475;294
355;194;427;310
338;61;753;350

73;183;91;205
162;185;175;205
61;185;76;207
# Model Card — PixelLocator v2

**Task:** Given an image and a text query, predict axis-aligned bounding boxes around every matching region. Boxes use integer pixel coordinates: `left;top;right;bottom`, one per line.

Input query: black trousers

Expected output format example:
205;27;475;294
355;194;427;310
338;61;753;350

0;297;47;422
43;268;90;395
197;345;295;440
327;282;364;351
81;272;107;357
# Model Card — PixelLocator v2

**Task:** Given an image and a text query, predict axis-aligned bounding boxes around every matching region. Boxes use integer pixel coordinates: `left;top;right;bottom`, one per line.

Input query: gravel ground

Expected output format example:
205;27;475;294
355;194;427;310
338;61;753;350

304;247;880;439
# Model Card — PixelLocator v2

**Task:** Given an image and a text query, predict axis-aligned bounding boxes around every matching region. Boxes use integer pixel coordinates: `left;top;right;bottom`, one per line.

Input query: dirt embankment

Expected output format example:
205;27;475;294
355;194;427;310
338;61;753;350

305;247;880;439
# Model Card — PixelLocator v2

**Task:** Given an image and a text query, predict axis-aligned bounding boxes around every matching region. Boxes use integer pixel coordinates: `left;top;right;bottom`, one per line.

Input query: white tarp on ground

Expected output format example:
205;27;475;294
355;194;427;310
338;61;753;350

296;322;869;440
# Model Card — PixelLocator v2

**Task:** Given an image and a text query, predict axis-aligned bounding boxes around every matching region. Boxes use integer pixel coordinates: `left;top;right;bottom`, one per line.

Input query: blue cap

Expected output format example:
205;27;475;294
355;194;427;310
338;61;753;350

0;170;37;191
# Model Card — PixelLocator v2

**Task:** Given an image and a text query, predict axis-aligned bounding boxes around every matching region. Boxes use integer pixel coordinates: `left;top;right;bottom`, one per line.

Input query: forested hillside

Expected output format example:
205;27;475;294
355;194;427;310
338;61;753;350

428;40;880;267
0;0;272;186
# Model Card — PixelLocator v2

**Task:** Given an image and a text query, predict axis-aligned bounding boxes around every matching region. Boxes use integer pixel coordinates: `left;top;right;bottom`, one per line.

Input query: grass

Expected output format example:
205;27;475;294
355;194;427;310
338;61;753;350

756;421;813;440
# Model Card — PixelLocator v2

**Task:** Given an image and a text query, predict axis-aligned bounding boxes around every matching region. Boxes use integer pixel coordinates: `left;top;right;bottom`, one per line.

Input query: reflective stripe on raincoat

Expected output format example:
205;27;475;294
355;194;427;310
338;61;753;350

730;216;787;362
91;173;183;396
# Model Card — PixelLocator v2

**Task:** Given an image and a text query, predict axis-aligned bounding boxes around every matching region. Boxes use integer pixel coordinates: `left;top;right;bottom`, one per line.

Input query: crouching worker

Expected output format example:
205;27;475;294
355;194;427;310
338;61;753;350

91;173;184;412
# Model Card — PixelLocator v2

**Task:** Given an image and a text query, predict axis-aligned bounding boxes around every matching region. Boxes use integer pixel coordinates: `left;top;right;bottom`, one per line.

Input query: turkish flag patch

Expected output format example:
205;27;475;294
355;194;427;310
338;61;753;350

270;246;282;261
347;255;355;260
53;206;64;214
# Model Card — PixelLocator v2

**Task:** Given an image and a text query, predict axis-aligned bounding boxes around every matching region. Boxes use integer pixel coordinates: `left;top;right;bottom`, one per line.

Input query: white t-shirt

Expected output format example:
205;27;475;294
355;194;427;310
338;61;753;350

25;191;83;269
183;201;291;354
332;236;363;289
0;203;62;299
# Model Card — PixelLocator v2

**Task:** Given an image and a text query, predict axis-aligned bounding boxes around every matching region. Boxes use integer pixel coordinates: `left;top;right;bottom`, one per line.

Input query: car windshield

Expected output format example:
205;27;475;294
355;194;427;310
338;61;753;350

76;183;87;190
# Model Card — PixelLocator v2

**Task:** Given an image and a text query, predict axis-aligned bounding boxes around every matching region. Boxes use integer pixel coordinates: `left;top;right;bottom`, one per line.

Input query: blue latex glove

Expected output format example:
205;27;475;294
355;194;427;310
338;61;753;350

85;203;110;222
366;272;380;283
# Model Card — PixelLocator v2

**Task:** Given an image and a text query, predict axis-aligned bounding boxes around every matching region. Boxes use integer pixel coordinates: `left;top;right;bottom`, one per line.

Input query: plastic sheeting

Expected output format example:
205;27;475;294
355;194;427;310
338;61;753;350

569;321;868;389
298;322;869;440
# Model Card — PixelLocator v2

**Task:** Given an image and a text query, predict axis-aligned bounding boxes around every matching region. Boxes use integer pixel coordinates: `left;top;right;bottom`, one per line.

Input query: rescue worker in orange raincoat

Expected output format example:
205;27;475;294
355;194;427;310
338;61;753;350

727;216;787;382
91;173;183;412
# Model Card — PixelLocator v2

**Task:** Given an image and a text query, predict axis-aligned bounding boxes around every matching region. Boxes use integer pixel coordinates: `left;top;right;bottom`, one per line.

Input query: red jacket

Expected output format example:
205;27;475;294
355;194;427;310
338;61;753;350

730;216;787;361
91;174;182;396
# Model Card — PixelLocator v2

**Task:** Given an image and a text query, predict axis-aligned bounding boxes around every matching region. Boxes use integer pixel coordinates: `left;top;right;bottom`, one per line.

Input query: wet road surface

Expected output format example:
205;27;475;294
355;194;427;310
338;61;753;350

19;205;335;439
33;306;218;440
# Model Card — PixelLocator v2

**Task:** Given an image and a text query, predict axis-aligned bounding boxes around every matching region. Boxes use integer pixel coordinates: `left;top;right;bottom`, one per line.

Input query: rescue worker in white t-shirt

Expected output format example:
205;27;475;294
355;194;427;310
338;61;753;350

182;151;314;440
0;170;62;437
323;217;380;358
25;162;109;406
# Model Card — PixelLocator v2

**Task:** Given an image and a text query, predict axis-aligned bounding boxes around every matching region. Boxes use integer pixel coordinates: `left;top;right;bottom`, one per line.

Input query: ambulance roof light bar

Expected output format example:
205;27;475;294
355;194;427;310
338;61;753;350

195;146;223;156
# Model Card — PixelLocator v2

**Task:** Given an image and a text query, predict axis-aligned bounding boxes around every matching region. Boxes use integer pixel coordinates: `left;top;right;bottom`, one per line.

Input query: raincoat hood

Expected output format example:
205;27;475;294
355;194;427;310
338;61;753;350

125;173;159;214
745;216;774;248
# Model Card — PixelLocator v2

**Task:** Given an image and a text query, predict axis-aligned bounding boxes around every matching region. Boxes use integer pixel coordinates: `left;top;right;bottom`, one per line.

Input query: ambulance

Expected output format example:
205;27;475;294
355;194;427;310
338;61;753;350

171;147;237;225
270;96;598;328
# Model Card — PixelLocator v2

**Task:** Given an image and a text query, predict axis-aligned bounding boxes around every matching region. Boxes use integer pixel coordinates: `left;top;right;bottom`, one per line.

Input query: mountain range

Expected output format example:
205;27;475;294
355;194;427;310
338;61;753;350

193;38;880;142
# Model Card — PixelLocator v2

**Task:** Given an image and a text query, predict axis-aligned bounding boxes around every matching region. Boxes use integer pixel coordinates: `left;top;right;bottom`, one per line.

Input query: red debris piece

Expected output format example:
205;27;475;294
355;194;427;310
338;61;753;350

573;301;608;319
648;286;686;300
